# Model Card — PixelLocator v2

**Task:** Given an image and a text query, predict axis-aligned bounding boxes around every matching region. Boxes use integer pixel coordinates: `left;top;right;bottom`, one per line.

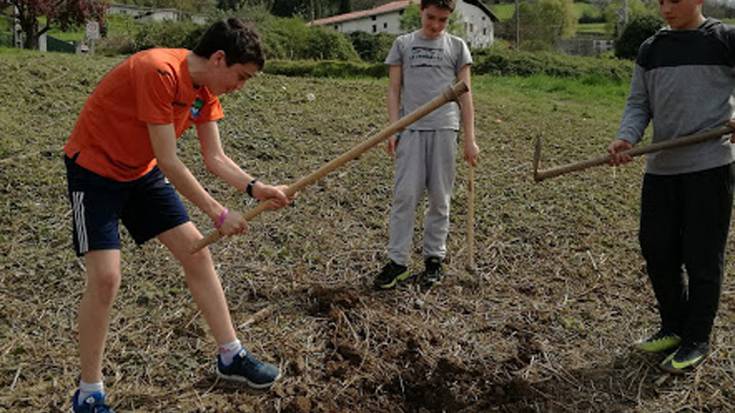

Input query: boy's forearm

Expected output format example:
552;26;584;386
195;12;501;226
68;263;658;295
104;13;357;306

159;156;224;220
197;121;254;194
387;86;401;124
148;123;224;220
205;154;254;193
387;65;402;124
459;92;476;143
618;65;650;144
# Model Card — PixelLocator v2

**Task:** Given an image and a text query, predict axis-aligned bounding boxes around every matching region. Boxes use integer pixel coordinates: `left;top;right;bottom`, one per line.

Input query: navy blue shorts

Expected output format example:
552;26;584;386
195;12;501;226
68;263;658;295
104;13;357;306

64;155;190;256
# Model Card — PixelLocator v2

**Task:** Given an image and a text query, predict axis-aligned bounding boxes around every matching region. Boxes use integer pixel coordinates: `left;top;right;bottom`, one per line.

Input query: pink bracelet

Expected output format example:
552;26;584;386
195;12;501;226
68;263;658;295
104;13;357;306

215;208;229;229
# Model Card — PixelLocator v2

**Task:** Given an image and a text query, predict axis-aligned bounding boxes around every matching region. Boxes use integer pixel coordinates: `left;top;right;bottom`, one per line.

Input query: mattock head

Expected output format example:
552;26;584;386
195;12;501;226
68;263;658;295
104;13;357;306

533;135;542;182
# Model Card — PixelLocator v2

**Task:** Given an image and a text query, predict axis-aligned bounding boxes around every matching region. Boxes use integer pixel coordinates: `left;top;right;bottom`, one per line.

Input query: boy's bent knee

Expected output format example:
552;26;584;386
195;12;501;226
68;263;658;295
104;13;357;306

86;269;121;306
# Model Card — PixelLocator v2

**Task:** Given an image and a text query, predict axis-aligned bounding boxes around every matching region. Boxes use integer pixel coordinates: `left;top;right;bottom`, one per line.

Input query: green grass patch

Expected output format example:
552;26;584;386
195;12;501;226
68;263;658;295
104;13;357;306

490;3;515;20
573;2;602;19
577;22;608;34
476;73;628;104
490;2;604;21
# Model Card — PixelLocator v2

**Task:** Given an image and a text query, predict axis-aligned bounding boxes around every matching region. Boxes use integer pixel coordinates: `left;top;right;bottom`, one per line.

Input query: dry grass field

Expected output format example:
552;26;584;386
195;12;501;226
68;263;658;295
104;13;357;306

1;51;733;412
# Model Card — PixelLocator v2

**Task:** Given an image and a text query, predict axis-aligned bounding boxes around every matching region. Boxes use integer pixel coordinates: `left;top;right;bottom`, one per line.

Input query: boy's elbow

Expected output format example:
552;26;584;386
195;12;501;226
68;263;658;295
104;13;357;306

203;155;224;174
156;157;180;175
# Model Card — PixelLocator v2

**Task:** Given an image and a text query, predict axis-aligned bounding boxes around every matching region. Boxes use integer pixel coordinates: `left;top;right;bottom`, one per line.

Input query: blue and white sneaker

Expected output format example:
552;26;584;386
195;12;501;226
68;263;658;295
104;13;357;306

71;390;113;413
216;349;281;389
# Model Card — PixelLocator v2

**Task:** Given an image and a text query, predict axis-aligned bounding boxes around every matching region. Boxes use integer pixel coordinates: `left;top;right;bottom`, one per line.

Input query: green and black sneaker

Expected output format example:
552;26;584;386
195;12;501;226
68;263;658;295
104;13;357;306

634;329;681;353
660;341;709;374
374;261;410;289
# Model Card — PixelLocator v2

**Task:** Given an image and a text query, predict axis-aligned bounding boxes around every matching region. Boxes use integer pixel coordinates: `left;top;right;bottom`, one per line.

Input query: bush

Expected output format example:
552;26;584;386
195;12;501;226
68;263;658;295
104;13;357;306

238;12;359;61
96;35;136;56
133;20;207;51
472;47;633;81
264;60;386;78
614;14;664;59
305;26;360;60
262;48;632;82
349;31;396;63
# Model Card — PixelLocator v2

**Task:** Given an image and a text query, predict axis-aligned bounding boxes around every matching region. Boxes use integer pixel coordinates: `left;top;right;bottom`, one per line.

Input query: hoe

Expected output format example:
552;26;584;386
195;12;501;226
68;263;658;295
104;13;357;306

191;81;470;254
533;126;733;182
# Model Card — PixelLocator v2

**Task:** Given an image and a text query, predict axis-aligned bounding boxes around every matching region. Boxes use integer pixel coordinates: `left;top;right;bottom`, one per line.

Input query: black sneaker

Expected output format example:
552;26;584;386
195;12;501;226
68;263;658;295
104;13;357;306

660;341;709;374
373;260;410;289
217;349;281;389
421;257;444;288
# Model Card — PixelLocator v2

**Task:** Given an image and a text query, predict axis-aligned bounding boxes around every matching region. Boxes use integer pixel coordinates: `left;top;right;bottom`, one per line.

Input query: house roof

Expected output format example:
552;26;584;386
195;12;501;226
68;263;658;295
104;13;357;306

463;0;499;22
310;0;414;26
310;0;498;26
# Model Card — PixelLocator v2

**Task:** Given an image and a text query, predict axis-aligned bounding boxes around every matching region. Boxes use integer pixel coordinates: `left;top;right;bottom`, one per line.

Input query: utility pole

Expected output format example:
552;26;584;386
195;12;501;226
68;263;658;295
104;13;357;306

515;0;520;50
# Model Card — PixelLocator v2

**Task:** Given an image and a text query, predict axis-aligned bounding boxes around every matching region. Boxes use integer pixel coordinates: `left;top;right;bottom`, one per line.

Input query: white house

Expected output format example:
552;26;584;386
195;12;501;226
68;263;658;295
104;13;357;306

107;4;184;22
310;0;499;48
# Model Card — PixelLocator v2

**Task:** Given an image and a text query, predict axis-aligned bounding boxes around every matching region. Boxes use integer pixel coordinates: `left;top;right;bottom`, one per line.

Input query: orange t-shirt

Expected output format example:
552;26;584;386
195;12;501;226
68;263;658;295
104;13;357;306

64;48;224;181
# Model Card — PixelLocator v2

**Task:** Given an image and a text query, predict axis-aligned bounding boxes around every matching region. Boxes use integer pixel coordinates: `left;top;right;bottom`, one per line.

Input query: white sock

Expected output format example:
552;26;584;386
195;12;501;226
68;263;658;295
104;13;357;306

219;339;243;366
77;380;104;405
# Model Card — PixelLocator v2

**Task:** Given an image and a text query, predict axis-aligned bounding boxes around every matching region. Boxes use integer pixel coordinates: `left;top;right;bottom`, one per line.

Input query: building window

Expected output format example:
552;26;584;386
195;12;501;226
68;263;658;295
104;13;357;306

372;24;377;33
384;22;388;29
483;27;487;35
470;23;474;33
482;16;486;21
372;16;376;21
334;25;339;30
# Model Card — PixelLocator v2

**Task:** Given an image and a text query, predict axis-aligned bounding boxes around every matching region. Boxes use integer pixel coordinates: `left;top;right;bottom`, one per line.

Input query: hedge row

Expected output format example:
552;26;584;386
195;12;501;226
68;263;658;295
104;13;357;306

472;47;633;82
264;48;634;82
264;60;386;78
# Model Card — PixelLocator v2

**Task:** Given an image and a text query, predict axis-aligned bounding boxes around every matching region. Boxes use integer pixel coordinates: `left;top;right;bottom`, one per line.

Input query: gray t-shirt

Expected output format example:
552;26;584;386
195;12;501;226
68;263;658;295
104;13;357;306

385;30;472;130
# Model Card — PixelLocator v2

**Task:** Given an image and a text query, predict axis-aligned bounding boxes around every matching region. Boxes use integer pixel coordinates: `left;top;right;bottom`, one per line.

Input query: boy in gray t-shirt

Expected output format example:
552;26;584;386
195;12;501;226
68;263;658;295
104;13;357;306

374;0;479;290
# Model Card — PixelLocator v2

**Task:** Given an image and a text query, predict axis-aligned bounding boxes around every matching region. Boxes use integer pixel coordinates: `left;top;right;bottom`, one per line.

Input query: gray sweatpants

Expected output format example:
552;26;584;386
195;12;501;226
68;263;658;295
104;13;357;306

388;129;458;266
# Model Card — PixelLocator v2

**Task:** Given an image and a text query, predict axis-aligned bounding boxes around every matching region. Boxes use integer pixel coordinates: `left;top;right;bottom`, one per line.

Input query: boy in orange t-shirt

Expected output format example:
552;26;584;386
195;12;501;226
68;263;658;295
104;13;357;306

65;18;291;412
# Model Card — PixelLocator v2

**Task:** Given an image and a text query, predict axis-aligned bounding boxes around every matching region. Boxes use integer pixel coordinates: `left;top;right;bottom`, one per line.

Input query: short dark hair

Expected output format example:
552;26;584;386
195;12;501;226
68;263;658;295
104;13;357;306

421;0;456;11
193;18;265;69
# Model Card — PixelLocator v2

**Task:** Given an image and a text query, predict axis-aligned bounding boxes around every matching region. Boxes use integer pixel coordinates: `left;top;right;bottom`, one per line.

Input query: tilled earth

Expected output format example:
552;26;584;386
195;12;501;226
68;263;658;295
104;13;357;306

1;52;734;412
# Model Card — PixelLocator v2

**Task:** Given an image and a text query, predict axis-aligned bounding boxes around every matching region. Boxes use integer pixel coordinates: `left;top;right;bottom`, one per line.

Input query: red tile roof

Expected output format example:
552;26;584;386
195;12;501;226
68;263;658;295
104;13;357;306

310;0;417;26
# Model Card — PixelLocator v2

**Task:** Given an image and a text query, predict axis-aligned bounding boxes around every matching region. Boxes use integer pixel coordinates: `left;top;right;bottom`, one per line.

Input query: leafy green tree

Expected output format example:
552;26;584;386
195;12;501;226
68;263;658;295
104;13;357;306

512;0;576;51
603;0;658;36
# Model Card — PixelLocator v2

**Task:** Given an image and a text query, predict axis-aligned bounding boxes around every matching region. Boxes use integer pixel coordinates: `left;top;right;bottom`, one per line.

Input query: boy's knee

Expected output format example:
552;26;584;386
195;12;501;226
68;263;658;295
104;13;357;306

180;248;213;271
394;192;420;209
88;269;121;306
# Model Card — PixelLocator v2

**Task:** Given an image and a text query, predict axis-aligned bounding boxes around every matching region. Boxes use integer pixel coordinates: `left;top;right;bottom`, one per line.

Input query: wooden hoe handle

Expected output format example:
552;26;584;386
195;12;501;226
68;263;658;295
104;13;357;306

534;126;734;182
190;81;470;254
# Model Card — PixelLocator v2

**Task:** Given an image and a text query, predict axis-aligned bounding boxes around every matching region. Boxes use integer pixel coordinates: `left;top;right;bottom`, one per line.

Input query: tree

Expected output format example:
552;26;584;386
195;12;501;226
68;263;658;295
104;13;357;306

614;14;663;59
511;0;576;51
1;0;108;49
603;0;657;36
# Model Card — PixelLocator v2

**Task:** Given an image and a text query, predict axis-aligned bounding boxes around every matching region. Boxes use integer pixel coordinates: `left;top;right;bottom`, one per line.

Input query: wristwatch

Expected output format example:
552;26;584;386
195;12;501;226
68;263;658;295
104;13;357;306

246;178;258;198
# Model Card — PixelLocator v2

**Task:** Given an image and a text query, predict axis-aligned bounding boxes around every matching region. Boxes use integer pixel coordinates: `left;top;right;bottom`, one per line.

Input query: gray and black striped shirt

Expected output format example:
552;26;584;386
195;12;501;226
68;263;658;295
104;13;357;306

618;18;735;175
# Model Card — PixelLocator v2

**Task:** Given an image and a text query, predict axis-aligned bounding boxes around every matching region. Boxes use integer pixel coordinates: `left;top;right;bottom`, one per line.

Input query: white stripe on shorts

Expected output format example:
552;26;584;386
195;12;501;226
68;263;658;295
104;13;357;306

72;191;88;254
